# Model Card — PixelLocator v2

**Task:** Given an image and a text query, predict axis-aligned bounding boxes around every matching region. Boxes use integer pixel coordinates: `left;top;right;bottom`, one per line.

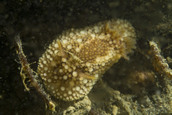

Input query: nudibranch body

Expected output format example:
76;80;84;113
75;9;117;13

37;20;136;101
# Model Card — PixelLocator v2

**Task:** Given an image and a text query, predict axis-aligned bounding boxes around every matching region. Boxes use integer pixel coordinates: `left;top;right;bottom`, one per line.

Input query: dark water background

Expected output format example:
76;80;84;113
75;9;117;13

0;0;172;115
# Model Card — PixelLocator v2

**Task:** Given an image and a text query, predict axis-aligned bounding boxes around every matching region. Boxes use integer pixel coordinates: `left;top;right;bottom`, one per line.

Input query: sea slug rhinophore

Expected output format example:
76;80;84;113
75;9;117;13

37;19;136;101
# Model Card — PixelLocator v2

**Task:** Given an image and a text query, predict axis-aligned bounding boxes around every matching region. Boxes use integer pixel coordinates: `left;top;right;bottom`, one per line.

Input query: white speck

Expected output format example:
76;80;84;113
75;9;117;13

88;29;92;33
51;86;54;90
43;73;47;76
76;86;80;91
94;26;99;33
68;68;72;72
63;75;68;80
86;62;91;67
72;93;76;97
80;31;85;35
46;55;50;59
83;87;88;92
72;71;77;77
70;33;74;37
77;38;82;43
102;63;105;66
83;79;88;84
49;58;53;61
95;74;99;78
54;43;58;48
75;47;80;52
96;57;101;62
99;34;104;39
105;56;109;60
48;79;52;83
79;77;83;81
91;34;95;38
68;91;72;95
67;45;72;49
62;40;67;44
40;64;43;68
72;88;75;91
63;93;67;97
123;32;128;37
44;67;48;71
88;82;93;86
48;50;53;55
43;61;47;64
72;66;76;70
79;90;84;94
60;86;65;91
42;77;46;81
54;50;58;54
69;96;73;100
62;58;67;62
59;69;63;73
64;65;69;70
89;68;93;72
170;71;172;75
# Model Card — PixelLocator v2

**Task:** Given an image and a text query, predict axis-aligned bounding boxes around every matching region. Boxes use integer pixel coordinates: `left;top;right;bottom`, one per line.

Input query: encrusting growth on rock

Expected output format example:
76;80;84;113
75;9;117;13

149;41;172;79
38;19;136;101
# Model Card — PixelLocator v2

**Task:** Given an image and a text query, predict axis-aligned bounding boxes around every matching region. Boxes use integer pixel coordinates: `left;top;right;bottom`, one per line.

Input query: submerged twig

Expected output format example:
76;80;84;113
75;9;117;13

15;34;56;112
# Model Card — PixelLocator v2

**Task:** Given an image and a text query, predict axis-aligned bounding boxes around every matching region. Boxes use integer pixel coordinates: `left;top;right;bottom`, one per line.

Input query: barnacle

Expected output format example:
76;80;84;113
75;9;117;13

37;19;136;101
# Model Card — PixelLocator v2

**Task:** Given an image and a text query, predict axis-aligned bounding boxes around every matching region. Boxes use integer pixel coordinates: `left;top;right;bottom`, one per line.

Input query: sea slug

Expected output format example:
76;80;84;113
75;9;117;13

37;19;136;101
